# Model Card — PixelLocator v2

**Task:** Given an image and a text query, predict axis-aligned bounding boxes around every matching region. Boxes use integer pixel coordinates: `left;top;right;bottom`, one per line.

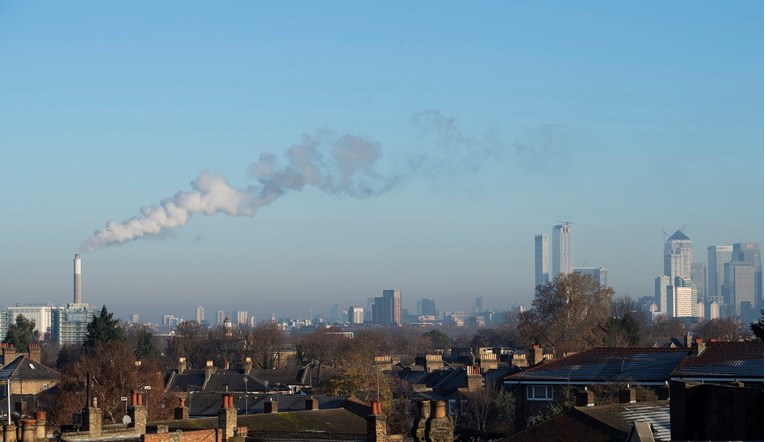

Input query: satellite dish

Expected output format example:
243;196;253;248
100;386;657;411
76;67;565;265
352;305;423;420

123;415;132;425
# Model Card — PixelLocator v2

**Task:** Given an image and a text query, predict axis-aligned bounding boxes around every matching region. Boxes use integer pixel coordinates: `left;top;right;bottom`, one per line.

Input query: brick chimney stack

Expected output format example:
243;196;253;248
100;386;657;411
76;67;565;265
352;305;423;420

35;412;46;441
243;357;253;375
366;400;387;442
178;357;187;374
128;391;147;435
204;360;215;385
27;344;41;363
619;387;637;404
175;397;189;420
1;343;17;365
218;394;237;440
691;339;706;356
412;400;430;441
527;345;544;366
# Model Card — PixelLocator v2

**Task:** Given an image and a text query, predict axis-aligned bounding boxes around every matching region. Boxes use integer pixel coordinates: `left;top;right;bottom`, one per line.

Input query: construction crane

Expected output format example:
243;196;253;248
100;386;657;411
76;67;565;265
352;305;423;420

557;220;573;226
661;228;669;242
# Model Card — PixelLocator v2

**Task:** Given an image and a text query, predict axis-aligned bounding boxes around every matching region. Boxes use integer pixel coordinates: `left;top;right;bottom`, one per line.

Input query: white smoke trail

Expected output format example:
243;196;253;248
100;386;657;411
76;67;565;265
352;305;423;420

80;132;396;253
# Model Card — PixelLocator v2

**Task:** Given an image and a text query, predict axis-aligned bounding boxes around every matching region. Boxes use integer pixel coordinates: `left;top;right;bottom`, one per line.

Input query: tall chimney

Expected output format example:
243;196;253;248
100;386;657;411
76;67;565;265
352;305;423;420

73;254;82;304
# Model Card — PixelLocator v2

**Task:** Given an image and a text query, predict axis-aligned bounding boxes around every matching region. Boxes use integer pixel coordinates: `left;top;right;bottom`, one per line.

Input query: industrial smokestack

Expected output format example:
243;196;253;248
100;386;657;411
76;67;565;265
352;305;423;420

73;253;82;304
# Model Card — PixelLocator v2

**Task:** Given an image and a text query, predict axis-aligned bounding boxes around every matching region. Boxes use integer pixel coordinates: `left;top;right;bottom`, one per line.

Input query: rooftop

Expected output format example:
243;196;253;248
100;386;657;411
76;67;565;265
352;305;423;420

504;348;689;384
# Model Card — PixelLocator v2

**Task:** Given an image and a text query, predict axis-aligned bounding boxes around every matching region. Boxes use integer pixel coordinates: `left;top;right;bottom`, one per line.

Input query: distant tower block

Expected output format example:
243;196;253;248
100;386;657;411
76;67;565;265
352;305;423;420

74;254;82;304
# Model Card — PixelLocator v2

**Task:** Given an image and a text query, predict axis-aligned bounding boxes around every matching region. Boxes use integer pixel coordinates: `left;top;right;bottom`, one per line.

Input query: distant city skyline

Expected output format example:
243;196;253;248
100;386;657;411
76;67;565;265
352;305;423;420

0;2;761;321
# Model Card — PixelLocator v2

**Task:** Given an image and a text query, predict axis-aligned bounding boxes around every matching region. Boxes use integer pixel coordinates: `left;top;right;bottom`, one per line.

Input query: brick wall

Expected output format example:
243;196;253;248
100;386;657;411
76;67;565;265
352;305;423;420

142;428;217;442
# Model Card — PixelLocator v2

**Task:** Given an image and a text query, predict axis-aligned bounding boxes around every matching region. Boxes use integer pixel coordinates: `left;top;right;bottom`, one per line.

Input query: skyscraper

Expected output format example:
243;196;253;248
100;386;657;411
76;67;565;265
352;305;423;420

691;262;706;304
733;242;763;305
419;298;436;317
534;234;550;287
348;306;364;324
707;245;733;305
655;275;671;314
572;267;609;287
552;224;572;277
196;306;205;323
724;261;756;320
216;310;225;325
373;289;402;325
664;230;693;282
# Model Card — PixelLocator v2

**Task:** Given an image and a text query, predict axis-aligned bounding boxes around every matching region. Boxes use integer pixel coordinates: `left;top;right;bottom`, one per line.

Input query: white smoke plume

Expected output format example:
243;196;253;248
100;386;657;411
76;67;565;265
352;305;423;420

80;132;396;253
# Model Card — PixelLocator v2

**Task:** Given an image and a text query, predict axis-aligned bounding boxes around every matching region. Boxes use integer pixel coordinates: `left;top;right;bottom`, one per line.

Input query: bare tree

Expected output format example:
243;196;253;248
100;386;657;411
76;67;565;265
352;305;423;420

519;273;614;354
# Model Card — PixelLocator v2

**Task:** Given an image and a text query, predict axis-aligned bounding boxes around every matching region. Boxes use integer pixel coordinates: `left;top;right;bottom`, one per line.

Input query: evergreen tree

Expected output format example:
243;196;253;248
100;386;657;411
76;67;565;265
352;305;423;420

84;305;124;351
3;314;39;353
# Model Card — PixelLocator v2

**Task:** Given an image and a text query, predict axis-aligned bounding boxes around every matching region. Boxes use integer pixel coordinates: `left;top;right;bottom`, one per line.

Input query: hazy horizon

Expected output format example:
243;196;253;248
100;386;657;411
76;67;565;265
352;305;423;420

1;2;762;323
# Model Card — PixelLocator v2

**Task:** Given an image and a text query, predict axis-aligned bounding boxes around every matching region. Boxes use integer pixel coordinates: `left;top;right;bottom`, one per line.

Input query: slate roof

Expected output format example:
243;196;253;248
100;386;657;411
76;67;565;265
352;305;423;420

671;341;764;381
504;348;689;384
186;392;352;417
0;355;59;381
160;408;367;441
576;400;671;441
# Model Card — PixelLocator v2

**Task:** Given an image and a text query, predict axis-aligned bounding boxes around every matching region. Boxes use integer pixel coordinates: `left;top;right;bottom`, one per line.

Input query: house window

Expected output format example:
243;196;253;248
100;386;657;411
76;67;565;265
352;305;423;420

42;384;49;390
526;385;553;401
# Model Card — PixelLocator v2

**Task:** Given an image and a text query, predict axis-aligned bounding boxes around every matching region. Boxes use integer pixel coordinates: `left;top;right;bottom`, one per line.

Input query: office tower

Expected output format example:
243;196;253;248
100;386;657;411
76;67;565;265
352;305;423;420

130;313;140;323
196;306;205;324
348;306;364;324
655;275;671;314
552;224;572;277
707;245;733;304
216;310;225;324
664;230;693;282
235;310;248;325
535;234;550;287
474;297;484;313
690;263;706;304
732;242;763;305
572;267;609;287
723;261;756;320
419;298;436;317
373;289;402;325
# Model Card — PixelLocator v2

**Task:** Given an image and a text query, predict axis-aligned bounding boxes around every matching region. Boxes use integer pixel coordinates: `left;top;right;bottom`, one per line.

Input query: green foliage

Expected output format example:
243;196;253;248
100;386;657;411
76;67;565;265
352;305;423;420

84;305;124;351
125;324;160;360
3;314;39;353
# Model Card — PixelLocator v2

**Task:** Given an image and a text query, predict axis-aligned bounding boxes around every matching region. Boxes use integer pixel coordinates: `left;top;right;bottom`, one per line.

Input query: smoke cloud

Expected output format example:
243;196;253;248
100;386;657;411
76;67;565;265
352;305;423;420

80;132;396;253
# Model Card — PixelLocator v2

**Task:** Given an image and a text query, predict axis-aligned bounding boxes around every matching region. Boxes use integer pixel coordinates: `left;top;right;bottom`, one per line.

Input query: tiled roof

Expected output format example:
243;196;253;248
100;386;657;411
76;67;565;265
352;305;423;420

577;400;671;441
671;341;763;380
186;392;350;417
505;348;689;384
0;355;59;381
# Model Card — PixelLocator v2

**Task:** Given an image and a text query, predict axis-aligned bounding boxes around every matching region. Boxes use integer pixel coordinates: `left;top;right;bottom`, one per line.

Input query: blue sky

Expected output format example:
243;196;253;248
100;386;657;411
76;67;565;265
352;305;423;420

1;2;762;322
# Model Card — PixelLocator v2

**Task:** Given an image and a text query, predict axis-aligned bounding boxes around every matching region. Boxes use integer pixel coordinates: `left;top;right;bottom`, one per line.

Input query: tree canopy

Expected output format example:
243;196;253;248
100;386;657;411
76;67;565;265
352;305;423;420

84;305;124;351
3;314;39;353
519;272;614;354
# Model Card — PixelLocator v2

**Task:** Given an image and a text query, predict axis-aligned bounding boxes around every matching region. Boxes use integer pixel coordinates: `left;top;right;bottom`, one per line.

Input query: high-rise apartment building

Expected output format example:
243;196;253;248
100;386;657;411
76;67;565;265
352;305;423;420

235;310;248;325
552;224;572;277
348;306;364;324
573;267;609;287
196;306;205;324
664;230;693;282
51;305;94;345
216;310;225;325
418;298;437;317
373;289;402;325
535;234;550;287
707;245;733;305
